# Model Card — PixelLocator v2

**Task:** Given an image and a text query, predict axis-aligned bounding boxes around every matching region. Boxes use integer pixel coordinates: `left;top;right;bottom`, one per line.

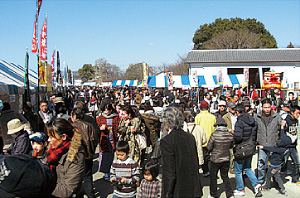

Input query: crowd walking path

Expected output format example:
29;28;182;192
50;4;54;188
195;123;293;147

91;141;300;198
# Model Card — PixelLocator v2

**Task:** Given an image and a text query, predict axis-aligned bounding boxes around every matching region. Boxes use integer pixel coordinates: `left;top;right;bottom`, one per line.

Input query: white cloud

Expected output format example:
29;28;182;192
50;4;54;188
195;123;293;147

148;43;154;46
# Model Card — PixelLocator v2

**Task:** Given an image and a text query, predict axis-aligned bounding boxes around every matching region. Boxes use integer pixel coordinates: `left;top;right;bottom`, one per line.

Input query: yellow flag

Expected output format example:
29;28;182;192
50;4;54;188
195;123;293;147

39;60;45;85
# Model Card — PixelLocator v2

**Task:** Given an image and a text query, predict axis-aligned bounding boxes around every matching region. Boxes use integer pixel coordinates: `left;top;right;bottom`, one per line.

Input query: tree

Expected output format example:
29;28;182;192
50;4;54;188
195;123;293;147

94;58;124;83
124;63;144;81
287;42;294;48
193;18;277;50
156;55;189;75
202;29;262;49
78;64;94;82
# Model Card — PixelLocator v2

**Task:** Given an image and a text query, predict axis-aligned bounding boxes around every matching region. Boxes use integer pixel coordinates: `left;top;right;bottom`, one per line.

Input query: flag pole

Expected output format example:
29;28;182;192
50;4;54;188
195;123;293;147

36;7;40;112
24;48;30;102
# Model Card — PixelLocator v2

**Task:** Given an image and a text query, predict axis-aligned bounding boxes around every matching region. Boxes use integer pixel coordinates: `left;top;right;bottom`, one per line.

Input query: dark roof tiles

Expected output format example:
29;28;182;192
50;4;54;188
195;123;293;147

185;48;300;63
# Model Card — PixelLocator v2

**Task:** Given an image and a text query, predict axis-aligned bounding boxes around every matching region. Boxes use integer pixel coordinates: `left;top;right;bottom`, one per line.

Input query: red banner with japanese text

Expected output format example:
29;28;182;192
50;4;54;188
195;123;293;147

31;13;38;53
166;72;174;90
37;0;43;15
40;16;47;60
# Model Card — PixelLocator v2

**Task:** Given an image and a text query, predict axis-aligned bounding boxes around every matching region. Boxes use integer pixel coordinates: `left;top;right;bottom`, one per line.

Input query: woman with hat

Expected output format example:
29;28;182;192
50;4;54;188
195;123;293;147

4;119;32;155
45;118;85;197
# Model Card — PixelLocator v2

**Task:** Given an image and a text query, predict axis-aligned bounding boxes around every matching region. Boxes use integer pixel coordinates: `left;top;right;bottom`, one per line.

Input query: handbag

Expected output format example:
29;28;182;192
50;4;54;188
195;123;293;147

233;128;256;160
136;133;147;150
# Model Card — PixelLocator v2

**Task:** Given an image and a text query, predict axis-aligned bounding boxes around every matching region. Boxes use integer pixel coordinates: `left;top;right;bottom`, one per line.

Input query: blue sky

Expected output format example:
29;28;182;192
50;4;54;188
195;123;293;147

0;0;299;72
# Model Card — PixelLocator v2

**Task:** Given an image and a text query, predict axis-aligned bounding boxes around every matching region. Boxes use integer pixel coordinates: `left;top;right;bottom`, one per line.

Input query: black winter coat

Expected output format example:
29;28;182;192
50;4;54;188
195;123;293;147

234;113;257;144
161;129;202;198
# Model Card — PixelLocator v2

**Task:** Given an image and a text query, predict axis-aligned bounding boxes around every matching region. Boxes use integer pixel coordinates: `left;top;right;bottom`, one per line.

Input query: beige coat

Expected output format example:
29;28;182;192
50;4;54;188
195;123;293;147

223;112;233;130
187;123;207;165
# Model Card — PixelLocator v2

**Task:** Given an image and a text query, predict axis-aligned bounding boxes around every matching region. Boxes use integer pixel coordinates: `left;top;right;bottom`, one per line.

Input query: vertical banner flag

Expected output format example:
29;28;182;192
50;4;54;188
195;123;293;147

166;72;174;90
37;0;43;15
31;13;38;53
40;16;47;60
56;51;61;84
51;50;55;85
243;68;249;88
46;63;52;91
143;63;148;88
63;61;66;87
68;69;72;84
192;70;198;87
66;65;69;86
39;60;45;85
217;68;223;86
71;72;74;85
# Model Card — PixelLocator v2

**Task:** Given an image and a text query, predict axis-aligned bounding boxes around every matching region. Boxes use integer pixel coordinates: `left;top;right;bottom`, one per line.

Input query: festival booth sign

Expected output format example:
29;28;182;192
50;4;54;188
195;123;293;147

166;72;174;90
262;72;282;89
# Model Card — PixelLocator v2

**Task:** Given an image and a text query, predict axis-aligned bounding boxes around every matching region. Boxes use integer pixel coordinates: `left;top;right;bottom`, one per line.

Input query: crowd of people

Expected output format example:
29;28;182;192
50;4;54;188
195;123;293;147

0;85;299;198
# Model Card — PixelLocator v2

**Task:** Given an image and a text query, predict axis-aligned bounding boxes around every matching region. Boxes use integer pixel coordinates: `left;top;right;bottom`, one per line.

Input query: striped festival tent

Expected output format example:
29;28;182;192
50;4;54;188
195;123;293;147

147;74;244;88
0;60;38;88
112;80;138;87
148;75;191;88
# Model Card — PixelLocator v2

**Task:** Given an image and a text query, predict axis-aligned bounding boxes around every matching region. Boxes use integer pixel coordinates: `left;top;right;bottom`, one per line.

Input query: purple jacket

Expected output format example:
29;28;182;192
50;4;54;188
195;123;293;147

6;131;32;155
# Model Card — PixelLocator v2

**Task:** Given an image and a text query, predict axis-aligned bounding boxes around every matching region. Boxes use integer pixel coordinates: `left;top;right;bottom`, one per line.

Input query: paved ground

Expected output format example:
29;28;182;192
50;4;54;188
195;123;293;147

91;142;300;198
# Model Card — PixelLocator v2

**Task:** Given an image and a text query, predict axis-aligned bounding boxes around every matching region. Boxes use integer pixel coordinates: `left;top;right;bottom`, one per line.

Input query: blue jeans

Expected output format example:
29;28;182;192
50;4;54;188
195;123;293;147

257;148;268;183
234;156;259;191
284;147;300;182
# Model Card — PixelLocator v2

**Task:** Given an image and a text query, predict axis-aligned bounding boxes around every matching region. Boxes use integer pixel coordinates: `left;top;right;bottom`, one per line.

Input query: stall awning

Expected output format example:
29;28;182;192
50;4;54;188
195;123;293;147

223;74;244;88
0;60;38;88
147;74;243;88
112;80;138;87
147;75;192;88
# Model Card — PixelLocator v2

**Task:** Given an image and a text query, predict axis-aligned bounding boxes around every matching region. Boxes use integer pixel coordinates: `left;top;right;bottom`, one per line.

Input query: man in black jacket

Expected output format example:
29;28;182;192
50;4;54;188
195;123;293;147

282;105;300;184
233;103;261;197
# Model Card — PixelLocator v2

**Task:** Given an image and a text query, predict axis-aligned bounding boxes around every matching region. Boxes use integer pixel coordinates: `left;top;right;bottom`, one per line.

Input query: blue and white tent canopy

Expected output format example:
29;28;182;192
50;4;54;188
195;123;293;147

112;80;138;87
148;75;192;89
223;74;244;88
147;74;244;88
0;60;38;88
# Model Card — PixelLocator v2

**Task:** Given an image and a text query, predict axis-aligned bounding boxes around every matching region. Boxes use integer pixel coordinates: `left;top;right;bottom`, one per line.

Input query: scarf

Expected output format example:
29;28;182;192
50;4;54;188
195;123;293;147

46;140;70;170
102;112;118;119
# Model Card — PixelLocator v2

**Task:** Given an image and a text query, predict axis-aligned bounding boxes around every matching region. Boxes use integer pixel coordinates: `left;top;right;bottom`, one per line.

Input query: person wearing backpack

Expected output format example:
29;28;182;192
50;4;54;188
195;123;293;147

233;103;262;197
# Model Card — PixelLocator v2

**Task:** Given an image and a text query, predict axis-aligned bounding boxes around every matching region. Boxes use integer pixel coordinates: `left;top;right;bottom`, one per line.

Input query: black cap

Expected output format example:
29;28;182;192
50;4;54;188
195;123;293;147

214;117;227;127
281;100;290;108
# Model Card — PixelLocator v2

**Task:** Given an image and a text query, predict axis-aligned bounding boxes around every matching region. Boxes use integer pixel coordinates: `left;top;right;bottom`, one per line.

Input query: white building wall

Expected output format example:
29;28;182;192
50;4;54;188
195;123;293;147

190;65;300;89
